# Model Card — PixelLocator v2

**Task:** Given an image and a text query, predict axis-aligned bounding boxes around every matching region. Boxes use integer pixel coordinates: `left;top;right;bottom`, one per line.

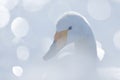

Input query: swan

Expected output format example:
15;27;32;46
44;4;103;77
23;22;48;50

43;11;100;80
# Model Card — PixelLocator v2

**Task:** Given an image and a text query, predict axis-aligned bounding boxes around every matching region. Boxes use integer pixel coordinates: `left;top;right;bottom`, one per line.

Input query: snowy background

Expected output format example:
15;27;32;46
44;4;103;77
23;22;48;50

0;0;120;80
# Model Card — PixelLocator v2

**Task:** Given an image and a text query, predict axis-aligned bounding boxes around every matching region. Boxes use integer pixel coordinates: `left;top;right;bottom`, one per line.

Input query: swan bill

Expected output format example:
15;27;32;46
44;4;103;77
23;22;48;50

43;30;69;61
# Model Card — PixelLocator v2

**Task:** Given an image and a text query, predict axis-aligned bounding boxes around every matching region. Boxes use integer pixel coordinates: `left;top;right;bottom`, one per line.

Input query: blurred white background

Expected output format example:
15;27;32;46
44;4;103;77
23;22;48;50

0;0;120;80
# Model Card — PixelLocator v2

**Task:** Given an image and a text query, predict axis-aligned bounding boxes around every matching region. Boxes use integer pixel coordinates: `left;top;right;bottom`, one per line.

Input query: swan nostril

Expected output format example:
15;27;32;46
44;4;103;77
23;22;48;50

68;26;72;30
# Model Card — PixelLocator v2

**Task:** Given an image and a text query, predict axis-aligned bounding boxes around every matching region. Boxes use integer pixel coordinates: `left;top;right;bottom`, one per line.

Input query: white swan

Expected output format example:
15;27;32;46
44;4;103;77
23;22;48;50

43;12;99;80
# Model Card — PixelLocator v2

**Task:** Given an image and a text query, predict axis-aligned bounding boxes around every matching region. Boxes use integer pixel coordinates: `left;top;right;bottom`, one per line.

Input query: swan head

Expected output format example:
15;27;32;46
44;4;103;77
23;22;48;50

43;12;96;61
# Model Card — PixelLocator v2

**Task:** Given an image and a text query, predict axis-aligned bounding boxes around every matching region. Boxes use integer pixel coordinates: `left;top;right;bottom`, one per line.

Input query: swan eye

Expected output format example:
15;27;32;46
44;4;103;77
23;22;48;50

68;26;72;30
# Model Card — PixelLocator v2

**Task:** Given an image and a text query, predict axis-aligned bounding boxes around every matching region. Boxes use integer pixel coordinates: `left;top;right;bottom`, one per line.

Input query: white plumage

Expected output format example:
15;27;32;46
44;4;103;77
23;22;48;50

43;11;120;80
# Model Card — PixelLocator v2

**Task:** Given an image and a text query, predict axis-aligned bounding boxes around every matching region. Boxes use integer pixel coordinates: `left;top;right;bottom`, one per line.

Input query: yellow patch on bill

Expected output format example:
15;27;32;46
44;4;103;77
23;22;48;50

54;30;68;49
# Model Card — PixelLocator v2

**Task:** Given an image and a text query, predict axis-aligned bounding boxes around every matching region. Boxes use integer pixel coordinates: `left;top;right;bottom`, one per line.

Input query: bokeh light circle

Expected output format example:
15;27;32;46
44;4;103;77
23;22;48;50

0;6;10;28
113;30;120;50
87;0;111;20
12;66;23;77
0;0;19;10
17;46;30;61
11;17;29;38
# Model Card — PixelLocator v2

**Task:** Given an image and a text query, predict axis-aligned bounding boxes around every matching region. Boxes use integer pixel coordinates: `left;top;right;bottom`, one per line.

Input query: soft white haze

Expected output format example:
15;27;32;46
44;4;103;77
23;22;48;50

0;0;120;80
22;0;50;12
